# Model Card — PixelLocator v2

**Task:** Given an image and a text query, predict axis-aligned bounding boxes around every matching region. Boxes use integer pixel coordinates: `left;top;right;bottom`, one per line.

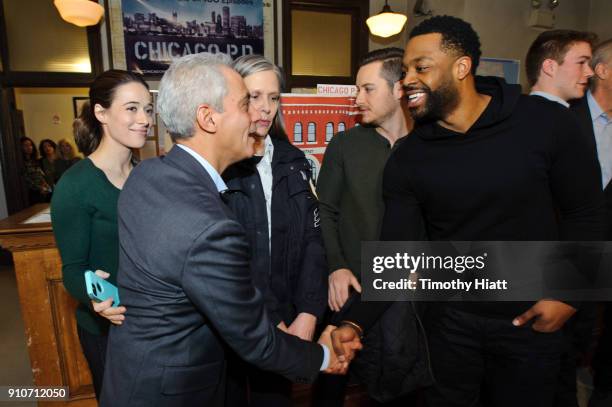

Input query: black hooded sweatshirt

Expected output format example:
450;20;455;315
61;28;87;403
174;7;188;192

345;76;604;327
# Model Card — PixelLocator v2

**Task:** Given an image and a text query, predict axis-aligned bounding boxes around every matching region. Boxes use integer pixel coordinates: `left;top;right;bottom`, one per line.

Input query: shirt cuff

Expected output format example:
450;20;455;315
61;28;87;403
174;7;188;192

319;344;330;371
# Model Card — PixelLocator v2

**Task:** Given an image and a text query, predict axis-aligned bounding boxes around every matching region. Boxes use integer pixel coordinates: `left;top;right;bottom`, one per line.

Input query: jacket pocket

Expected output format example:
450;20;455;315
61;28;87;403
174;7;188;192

287;172;310;197
161;360;223;395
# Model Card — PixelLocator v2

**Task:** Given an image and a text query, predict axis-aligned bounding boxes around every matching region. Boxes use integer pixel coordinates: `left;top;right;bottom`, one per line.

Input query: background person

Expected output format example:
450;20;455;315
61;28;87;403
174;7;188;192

56;138;81;179
525;29;600;407
20;136;52;204
526;29;597;106
318;48;412;315
38;138;59;189
51;69;151;398
316;47;412;406
569;38;612;407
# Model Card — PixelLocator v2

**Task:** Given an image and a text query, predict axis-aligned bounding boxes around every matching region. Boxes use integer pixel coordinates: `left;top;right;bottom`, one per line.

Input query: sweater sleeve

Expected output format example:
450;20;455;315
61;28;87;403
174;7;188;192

316;134;349;274
548;110;605;310
51;177;94;308
343;148;427;331
380;146;429;242
550;111;605;241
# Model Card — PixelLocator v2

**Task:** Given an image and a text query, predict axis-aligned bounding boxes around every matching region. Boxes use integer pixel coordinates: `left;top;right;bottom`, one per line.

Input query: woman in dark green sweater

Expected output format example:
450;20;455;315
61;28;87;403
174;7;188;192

51;70;153;398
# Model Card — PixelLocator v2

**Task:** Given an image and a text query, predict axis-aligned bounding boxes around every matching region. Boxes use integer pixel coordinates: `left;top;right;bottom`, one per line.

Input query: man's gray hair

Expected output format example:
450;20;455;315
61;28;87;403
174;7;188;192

157;52;232;141
591;39;612;91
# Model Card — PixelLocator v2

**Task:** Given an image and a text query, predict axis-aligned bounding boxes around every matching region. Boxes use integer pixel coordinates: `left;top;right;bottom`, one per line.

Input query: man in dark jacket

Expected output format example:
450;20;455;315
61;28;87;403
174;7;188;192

101;53;351;407
333;16;604;407
525;29;599;407
570;38;612;407
571;39;612;241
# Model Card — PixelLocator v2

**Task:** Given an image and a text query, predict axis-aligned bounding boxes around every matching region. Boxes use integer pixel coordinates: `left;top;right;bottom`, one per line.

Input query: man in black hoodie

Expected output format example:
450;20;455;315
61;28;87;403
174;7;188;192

332;16;604;407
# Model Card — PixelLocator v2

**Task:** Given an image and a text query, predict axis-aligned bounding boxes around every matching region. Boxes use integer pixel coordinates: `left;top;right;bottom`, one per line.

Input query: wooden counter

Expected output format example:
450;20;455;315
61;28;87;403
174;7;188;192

0;204;96;406
0;205;369;406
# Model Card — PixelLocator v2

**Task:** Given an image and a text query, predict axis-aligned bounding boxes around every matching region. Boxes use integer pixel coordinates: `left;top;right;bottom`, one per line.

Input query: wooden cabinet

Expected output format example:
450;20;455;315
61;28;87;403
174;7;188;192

0;204;96;407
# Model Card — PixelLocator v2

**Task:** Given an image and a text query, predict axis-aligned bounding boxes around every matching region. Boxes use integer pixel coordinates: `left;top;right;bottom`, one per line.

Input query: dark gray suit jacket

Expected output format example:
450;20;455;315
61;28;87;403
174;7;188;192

100;146;323;407
570;96;612;239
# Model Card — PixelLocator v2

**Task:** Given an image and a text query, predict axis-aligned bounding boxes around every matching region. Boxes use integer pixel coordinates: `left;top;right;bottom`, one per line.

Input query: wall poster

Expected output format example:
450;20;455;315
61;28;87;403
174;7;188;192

120;0;264;75
477;57;520;85
280;94;360;181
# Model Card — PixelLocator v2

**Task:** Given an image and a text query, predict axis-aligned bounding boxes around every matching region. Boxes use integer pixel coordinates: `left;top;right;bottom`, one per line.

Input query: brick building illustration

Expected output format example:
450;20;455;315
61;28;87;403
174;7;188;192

280;94;360;181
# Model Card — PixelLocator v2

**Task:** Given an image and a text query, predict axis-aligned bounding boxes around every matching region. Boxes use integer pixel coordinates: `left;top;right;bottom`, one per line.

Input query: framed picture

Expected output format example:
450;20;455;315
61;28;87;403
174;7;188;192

107;0;274;77
72;96;89;118
477;57;521;84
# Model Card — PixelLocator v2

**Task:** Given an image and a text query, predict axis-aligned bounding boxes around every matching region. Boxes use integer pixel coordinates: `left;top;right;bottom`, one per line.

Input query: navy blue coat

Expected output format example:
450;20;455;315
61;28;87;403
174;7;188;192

223;137;328;324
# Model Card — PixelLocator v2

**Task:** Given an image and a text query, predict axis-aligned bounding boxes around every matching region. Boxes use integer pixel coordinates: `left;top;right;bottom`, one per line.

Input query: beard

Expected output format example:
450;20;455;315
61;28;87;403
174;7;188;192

405;75;460;124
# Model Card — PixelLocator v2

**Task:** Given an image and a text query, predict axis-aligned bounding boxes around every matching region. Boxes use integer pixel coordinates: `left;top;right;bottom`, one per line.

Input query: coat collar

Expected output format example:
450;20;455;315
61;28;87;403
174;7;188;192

163;144;222;195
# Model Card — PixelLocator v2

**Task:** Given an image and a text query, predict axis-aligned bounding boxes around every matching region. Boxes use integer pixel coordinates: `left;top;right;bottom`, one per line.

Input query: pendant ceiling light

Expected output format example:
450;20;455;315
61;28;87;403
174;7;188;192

366;1;408;38
54;0;104;27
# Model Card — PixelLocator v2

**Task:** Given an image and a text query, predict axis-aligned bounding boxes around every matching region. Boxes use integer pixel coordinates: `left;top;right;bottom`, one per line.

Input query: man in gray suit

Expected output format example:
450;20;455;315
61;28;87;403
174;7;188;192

100;53;357;407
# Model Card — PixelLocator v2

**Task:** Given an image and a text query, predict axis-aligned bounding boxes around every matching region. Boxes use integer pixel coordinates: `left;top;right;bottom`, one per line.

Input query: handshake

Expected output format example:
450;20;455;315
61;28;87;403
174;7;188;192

317;324;364;375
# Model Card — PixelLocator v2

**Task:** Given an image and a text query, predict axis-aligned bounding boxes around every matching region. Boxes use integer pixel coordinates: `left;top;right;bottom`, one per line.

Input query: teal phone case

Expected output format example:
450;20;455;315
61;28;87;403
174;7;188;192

84;270;121;307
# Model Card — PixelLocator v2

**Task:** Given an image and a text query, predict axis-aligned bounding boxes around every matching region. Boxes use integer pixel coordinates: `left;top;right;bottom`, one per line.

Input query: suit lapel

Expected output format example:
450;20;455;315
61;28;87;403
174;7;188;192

571;97;612;191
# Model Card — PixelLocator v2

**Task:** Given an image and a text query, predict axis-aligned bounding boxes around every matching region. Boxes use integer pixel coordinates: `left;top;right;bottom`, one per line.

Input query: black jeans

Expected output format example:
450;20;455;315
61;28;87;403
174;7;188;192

77;325;108;400
554;304;597;407
590;303;612;407
425;306;565;407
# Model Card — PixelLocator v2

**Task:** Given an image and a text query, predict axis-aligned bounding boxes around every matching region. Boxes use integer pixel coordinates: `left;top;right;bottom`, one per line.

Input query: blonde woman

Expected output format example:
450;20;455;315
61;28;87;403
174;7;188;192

223;54;328;406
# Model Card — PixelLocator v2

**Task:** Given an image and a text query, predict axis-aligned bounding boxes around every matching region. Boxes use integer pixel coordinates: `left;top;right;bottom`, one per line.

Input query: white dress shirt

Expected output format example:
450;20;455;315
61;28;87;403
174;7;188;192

255;135;274;252
176;144;227;192
587;91;612;188
529;91;570;108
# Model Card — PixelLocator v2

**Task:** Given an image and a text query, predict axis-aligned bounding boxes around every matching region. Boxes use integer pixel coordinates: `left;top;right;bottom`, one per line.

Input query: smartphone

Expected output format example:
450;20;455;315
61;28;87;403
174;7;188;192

84;270;121;307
